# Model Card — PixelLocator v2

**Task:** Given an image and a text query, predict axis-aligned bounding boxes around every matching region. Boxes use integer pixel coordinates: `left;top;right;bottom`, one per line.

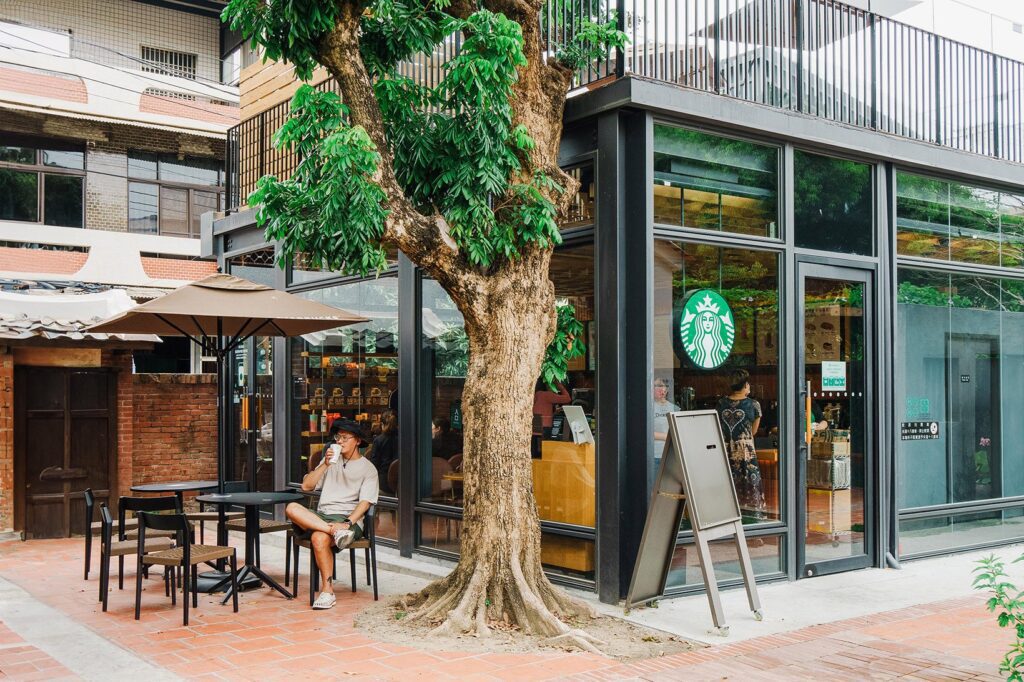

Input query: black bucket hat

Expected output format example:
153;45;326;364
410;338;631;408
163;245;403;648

329;418;369;445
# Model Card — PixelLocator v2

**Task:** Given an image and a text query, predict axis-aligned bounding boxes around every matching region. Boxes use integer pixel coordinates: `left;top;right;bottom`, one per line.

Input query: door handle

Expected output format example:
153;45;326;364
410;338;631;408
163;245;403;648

39;466;87;481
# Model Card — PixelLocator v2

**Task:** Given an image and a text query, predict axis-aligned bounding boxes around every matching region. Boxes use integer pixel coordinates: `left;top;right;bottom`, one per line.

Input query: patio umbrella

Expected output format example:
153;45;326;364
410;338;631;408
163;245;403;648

88;273;368;492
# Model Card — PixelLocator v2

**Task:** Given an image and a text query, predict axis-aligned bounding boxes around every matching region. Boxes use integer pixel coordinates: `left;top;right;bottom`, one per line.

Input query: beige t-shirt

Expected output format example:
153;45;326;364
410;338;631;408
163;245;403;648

315;455;379;524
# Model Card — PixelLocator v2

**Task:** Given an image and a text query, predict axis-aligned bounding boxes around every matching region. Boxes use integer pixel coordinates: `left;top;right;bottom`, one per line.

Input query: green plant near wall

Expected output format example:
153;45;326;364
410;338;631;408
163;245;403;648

973;553;1024;680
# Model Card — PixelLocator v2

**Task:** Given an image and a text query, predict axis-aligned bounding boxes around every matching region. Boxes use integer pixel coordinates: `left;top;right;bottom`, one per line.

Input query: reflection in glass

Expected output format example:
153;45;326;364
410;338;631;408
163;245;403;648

41;149;84;170
0;146;34;164
232;342;252;483
289;278;400;491
43;174;82;227
897;172;1024;268
666;535;783;589
897;269;1024;514
794;151;873;255
128;182;158;234
557;164;595;229
159;186;189;236
900;508;1024;557
0;169;38;222
803;277;867;565
254;337;274;492
653;240;781;522
653;126;778;237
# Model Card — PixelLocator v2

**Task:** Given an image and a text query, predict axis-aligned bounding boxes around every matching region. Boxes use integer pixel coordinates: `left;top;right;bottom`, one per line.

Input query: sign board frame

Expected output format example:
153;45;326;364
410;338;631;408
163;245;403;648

625;410;762;635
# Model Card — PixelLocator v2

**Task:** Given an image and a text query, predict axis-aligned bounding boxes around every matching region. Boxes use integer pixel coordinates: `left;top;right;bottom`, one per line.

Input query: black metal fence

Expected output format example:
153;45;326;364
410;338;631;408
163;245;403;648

227;0;1024;210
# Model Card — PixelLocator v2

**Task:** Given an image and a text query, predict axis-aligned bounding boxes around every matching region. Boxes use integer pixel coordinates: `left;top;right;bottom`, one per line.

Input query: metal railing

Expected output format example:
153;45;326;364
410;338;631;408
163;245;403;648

226;0;1024;210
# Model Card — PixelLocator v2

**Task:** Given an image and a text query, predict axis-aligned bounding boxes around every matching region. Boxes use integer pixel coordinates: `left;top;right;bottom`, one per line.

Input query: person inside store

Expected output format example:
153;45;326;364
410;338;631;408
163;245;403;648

716;369;768;521
533;378;572;430
650;376;681;491
367;409;398;494
431;416;463;460
286;418;379;610
810;400;830;432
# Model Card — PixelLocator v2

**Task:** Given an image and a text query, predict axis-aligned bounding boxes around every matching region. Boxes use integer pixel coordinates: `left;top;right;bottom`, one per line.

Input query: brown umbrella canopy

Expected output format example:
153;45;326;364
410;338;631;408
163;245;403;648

88;273;367;338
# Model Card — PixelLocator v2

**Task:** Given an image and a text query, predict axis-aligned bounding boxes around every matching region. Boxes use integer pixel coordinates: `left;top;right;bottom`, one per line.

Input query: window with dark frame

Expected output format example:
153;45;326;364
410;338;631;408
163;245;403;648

0;136;84;228
127;152;225;238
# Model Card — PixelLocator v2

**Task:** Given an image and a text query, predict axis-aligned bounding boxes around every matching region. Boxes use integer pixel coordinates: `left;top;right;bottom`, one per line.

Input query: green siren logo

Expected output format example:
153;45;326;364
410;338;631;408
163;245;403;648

680;290;735;369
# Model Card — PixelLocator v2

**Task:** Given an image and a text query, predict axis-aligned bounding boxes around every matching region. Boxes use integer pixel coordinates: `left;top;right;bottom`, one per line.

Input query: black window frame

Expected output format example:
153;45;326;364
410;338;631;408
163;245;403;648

0;135;86;228
127;151;225;238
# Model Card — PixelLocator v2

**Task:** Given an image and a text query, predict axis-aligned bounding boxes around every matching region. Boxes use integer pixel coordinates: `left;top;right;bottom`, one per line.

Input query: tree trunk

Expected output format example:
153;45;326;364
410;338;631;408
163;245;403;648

402;256;601;650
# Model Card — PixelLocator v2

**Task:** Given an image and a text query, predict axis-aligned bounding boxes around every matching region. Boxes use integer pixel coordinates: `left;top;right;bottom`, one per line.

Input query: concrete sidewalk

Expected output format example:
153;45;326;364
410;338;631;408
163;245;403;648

0;535;1010;680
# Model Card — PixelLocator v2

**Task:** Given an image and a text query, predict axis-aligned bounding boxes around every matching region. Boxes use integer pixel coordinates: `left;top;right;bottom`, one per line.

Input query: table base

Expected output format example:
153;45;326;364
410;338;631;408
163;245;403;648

195;570;261;594
218;564;292;604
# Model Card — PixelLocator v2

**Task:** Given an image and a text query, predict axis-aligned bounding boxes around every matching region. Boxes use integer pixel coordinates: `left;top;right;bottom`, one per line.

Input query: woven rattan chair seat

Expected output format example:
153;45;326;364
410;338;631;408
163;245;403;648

225;518;291;532
142;544;234;566
108;536;174;557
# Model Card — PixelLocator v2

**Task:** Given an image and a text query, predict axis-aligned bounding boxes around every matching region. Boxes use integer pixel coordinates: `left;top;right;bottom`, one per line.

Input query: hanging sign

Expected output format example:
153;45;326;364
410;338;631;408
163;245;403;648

821;361;847;391
679;290;735;369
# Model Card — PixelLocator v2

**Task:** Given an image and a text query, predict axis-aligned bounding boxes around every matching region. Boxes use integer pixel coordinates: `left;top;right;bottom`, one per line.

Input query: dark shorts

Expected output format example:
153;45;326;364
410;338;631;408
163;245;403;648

292;510;364;545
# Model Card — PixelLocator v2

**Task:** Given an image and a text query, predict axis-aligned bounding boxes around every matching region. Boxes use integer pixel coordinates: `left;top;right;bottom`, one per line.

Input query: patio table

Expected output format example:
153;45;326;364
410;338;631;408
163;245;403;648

130;480;218;509
196;491;303;603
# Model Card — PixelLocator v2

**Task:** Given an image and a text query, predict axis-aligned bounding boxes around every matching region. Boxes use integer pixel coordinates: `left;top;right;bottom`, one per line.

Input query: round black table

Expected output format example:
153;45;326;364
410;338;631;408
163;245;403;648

130;480;218;509
196;491;303;603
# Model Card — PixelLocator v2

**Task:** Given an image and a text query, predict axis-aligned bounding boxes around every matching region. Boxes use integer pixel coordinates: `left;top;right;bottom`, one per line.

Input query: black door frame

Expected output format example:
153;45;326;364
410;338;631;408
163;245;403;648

796;261;878;578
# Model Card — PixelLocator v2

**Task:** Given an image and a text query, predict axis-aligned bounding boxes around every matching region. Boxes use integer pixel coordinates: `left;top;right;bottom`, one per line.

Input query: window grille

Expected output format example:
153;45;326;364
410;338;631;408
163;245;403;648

140;46;197;80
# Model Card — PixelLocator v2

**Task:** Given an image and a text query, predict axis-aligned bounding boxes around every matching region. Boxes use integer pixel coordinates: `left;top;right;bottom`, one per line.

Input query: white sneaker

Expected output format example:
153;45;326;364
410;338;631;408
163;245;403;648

333;528;355;550
312;592;336;610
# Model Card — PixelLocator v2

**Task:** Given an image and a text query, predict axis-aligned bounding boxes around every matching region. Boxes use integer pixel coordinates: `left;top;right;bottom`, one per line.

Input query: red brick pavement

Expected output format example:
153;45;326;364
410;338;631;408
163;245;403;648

0;538;1008;680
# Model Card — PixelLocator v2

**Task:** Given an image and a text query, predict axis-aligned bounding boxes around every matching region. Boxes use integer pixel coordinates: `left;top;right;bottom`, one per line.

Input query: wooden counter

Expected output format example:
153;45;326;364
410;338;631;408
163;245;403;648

531;440;595;573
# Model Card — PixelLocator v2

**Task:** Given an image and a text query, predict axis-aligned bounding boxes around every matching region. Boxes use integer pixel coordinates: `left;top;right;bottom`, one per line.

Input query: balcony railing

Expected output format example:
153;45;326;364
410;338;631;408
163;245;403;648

226;0;1024;211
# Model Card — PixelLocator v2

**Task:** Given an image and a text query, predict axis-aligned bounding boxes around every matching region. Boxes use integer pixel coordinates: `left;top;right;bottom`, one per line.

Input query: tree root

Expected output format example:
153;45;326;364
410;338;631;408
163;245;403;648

541;630;607;655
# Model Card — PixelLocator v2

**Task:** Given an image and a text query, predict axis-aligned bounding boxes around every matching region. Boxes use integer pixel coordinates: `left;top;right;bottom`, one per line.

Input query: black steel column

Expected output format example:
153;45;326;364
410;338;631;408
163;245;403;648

397;253;418;557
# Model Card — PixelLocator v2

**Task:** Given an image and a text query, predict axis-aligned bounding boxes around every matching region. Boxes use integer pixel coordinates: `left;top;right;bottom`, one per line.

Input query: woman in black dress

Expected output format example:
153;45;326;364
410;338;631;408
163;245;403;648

716;369;767;520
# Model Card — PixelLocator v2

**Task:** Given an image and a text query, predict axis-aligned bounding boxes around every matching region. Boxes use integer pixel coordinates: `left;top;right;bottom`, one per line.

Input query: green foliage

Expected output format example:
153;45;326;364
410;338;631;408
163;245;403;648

222;0;340;81
540;304;585;391
555;14;627;71
897;281;970;307
973;553;1024;680
250;86;390;276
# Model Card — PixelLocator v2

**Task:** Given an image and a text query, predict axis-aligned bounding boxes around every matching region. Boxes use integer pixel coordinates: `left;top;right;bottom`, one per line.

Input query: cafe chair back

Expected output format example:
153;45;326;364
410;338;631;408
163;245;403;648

83;488;139;580
97;504;174;612
135;511;239;626
111;495;181;591
291;502;378;605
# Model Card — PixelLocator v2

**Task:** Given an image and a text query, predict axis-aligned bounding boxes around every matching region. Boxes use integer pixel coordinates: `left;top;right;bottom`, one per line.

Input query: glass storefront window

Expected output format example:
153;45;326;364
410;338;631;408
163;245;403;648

794;151;873;255
653;125;778;238
557;164;595;229
288;277;400;493
897;269;1024;516
653;240;782;523
419;244;597;578
667;535;783;590
897;172;1024;268
900;508;1024;557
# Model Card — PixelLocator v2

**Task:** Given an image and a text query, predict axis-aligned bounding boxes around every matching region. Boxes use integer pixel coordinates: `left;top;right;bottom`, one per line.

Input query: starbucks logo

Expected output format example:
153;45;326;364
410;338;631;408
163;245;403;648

679;290;735;369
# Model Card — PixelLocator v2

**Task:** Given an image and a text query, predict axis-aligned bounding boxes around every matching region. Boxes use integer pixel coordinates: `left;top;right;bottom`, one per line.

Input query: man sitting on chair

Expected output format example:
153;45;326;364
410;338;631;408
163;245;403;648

286;418;379;610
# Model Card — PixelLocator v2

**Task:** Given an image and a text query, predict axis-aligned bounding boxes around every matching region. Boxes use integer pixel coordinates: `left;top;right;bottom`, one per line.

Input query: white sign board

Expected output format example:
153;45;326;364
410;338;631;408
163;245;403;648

822;361;847;391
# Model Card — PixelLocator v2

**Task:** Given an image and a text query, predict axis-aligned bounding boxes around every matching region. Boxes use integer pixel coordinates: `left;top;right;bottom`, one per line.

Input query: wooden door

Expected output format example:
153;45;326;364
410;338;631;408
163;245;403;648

15;367;116;538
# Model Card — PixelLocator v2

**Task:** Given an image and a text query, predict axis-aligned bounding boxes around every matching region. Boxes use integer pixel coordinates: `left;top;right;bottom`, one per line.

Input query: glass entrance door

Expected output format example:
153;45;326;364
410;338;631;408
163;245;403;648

798;265;874;577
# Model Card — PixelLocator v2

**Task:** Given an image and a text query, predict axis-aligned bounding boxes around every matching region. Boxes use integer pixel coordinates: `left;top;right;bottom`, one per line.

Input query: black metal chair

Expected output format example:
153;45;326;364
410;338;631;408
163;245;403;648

116;496;179;590
97;503;174;612
135;511;239;626
83;488;137;580
291;502;378;605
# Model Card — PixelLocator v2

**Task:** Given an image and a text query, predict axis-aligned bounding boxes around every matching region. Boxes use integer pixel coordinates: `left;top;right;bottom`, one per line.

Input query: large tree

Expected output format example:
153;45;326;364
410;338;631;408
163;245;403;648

224;0;622;649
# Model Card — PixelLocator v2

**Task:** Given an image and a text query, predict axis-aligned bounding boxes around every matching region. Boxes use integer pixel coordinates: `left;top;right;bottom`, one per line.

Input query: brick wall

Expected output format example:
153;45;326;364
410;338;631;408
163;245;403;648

140;257;217;281
0;247;89;276
129;373;217;501
0;348;13;532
